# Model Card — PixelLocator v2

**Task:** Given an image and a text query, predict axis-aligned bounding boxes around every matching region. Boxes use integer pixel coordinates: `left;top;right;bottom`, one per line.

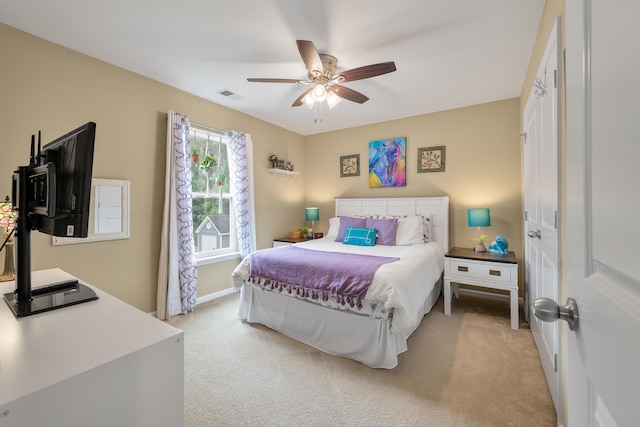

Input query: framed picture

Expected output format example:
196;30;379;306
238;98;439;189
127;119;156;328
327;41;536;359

314;232;324;239
340;154;360;177
418;146;446;173
369;137;406;187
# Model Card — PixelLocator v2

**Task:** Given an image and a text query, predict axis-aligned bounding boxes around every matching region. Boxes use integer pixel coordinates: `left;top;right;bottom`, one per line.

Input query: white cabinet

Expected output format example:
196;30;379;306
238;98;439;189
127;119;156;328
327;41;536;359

0;269;184;427
444;247;519;330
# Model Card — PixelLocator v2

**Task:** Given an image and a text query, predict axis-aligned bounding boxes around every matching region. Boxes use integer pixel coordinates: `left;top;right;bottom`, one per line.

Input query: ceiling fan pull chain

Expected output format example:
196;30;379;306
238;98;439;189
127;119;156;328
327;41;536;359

314;102;324;123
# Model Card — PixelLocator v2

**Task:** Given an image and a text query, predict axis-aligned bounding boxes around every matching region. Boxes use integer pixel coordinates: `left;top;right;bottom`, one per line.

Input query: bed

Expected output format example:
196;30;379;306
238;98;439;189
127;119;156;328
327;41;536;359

231;196;449;368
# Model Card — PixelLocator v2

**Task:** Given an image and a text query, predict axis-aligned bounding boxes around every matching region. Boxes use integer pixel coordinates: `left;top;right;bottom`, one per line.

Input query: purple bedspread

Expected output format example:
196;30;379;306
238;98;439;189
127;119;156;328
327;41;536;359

248;246;399;308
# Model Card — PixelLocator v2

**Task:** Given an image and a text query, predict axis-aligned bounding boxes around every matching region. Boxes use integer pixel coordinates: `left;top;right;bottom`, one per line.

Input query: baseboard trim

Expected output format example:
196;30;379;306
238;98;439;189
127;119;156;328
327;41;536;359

196;287;237;305
149;288;238;317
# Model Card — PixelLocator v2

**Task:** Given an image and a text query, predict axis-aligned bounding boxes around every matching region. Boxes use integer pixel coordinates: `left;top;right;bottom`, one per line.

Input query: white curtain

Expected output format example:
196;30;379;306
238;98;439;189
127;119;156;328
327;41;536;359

225;130;256;259
157;111;198;320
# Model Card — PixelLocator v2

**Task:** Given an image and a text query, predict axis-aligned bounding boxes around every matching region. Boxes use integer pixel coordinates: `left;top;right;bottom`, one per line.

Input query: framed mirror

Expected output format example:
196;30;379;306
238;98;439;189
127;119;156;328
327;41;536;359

53;178;130;245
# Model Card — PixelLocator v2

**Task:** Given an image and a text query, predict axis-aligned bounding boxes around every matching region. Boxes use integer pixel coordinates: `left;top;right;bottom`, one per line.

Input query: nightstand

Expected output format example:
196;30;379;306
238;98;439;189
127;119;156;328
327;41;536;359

444;247;519;330
272;236;311;247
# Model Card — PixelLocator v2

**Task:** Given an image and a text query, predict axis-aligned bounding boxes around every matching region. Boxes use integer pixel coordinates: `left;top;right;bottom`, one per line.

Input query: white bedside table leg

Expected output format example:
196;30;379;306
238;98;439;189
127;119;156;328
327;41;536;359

510;287;519;330
444;277;452;316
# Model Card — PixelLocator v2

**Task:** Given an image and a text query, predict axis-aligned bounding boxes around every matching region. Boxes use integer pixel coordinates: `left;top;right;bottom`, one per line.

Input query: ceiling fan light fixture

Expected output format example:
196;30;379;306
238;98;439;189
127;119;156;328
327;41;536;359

326;91;341;109
301;92;315;109
311;84;327;102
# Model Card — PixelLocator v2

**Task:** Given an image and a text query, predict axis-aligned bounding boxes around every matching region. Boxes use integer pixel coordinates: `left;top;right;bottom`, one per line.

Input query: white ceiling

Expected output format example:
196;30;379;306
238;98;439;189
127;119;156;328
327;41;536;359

1;0;545;136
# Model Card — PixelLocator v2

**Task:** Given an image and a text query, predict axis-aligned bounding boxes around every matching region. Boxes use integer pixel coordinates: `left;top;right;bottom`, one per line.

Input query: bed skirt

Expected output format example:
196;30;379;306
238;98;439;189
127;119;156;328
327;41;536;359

238;276;442;369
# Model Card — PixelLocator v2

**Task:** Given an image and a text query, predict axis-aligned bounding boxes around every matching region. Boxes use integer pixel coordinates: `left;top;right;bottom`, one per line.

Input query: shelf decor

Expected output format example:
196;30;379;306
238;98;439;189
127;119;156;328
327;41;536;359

418;145;446;173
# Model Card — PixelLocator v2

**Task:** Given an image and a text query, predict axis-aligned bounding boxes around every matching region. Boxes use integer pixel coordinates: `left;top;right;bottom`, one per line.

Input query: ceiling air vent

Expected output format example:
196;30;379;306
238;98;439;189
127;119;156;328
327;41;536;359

216;89;242;101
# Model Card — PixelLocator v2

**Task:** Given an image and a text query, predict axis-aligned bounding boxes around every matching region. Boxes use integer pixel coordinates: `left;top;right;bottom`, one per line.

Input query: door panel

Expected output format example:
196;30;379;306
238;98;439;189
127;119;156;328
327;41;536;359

523;18;561;414
565;0;640;424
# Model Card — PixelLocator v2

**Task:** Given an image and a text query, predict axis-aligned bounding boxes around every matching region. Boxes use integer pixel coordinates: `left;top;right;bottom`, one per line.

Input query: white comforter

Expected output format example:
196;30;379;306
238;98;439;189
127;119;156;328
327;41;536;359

231;237;444;335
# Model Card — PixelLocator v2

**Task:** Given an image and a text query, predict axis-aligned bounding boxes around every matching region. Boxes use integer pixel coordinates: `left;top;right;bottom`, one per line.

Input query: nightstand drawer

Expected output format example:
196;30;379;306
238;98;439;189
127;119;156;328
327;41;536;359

273;237;311;248
450;259;513;284
273;241;292;248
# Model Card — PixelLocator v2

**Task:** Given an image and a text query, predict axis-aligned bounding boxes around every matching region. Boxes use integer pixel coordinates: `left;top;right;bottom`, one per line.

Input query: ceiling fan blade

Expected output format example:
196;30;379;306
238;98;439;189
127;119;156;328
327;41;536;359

292;88;314;107
338;62;397;82
331;85;369;104
296;40;324;77
247;78;301;83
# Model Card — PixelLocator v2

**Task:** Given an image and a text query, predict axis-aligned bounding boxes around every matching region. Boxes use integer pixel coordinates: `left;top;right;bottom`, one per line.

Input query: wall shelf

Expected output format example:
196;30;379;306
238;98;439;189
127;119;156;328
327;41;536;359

266;168;299;187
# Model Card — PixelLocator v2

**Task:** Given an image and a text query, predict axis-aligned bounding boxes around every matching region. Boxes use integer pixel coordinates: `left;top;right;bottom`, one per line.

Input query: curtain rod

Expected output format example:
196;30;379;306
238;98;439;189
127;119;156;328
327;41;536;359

191;121;225;135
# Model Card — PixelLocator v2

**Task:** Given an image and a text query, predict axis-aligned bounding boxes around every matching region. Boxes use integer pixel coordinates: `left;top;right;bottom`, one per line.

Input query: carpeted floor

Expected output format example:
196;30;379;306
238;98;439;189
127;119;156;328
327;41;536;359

167;292;556;427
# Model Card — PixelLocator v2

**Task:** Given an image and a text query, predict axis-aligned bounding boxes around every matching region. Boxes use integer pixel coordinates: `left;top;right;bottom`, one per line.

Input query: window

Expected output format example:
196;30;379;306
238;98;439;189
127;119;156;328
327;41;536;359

189;124;236;262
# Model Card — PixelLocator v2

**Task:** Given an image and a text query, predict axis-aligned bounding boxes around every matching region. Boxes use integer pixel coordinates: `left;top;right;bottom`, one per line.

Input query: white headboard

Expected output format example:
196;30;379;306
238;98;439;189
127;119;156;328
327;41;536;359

335;197;449;253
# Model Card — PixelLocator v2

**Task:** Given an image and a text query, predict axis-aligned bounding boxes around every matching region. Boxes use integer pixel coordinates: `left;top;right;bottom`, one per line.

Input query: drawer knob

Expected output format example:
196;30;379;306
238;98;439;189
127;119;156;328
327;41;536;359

489;270;501;276
457;266;468;272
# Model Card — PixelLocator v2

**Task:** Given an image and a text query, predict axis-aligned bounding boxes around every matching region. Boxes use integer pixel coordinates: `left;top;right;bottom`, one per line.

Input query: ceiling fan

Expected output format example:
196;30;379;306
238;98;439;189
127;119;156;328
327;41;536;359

247;40;396;109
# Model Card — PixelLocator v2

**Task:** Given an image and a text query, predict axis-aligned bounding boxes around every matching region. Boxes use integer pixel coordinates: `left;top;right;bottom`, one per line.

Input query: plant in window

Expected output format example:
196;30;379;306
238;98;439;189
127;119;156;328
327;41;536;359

199;154;217;176
191;148;199;164
215;172;227;187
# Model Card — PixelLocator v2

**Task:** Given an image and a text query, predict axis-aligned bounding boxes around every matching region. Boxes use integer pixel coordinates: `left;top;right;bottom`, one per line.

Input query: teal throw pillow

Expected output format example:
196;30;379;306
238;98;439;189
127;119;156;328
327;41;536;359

342;226;377;246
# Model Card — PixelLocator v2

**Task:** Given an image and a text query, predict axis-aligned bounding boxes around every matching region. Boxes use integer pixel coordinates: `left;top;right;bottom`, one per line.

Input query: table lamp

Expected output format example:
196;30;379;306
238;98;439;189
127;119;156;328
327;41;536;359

468;208;491;253
0;196;17;282
305;207;319;238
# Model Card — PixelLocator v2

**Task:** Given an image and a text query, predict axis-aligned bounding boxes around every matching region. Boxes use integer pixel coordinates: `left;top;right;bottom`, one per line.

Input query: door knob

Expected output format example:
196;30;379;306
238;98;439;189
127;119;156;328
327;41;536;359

527;230;541;239
533;297;579;331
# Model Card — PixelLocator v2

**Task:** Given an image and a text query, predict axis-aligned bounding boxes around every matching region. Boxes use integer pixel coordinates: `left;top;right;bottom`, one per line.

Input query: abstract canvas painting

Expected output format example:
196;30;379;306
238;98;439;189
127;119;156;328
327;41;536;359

368;137;406;187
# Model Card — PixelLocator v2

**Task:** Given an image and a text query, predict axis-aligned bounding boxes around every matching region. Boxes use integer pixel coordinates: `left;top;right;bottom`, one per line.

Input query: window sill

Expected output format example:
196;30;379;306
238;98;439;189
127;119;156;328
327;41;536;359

196;251;241;267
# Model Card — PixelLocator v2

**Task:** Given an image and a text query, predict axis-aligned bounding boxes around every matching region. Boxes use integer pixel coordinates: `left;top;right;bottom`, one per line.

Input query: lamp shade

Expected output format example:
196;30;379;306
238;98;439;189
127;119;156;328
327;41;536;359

326;91;342;109
468;208;491;227
305;207;320;222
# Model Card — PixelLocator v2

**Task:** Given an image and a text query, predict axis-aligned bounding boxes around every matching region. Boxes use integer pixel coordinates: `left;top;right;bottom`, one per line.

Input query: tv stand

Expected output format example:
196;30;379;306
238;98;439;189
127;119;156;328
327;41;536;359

3;279;98;318
4;165;99;317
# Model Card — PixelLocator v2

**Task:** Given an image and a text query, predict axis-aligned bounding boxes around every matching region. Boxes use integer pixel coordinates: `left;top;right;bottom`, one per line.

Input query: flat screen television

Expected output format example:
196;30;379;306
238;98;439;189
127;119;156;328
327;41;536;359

35;123;96;237
3;122;99;318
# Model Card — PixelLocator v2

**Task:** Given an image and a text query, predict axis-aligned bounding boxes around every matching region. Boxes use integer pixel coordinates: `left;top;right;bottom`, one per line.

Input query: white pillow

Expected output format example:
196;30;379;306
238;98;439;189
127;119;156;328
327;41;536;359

395;215;428;245
327;217;340;238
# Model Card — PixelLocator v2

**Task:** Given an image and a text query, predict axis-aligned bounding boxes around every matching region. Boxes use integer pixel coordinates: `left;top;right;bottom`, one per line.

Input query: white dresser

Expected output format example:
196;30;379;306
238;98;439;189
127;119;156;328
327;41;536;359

0;269;184;427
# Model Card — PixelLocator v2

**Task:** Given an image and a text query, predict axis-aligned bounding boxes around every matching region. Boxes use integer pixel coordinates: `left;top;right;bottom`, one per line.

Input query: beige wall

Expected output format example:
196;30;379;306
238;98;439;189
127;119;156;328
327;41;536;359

0;23;305;311
305;99;523;271
2;18;531;312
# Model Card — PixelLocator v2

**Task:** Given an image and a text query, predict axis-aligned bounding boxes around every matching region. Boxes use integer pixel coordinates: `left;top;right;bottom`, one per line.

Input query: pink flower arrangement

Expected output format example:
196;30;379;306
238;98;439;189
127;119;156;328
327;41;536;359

0;200;17;229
